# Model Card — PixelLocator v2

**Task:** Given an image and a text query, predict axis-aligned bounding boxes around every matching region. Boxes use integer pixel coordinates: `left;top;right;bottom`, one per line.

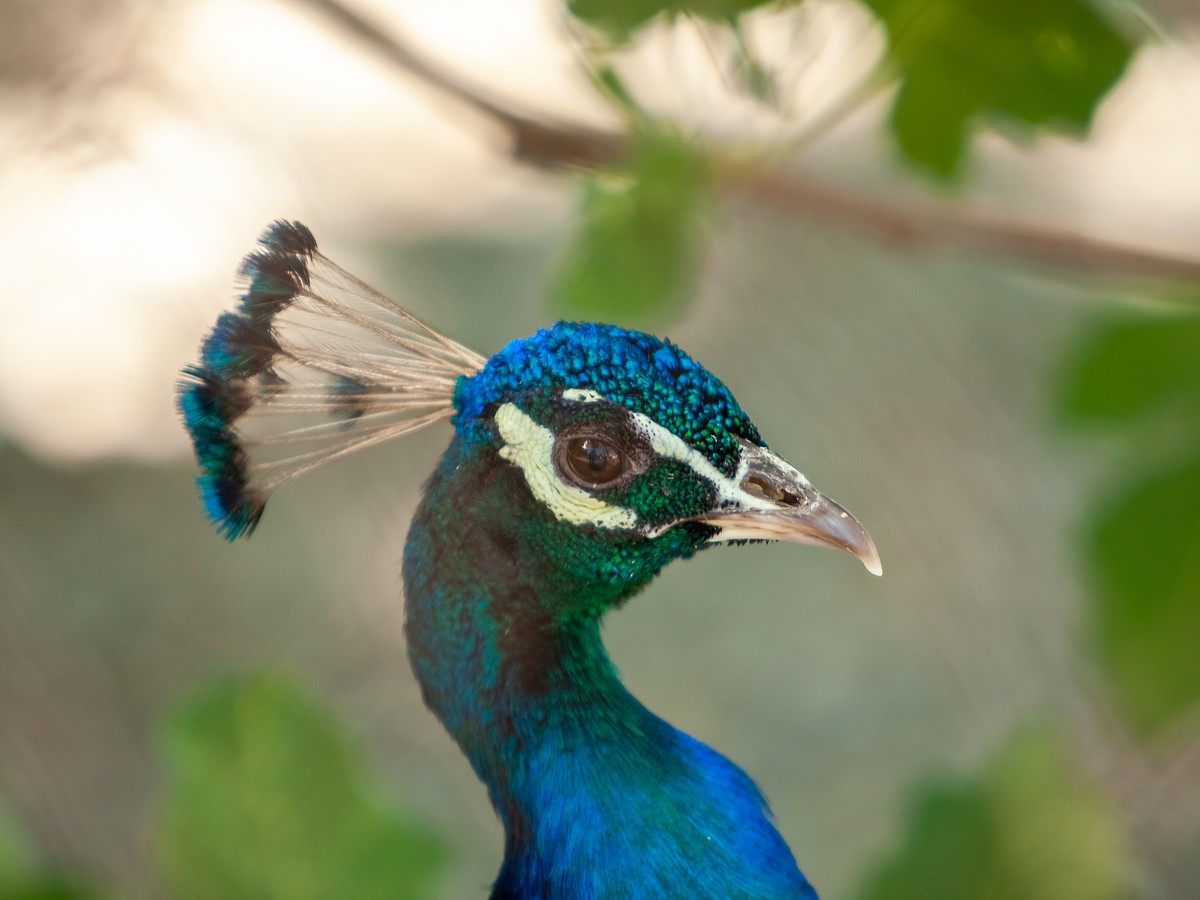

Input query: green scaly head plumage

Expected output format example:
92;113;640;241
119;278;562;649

179;222;881;899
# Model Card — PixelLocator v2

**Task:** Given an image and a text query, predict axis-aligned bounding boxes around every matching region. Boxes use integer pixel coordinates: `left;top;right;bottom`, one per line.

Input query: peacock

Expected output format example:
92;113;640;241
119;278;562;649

179;221;881;899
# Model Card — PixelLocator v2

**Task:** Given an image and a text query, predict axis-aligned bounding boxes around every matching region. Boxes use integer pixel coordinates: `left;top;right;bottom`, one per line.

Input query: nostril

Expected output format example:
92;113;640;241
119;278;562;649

742;475;801;506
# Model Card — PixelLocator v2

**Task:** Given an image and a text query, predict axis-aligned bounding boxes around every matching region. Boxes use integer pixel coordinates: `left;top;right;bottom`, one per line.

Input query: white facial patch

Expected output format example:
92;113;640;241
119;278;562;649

561;388;605;403
626;412;816;542
497;392;815;541
626;412;796;511
494;402;639;531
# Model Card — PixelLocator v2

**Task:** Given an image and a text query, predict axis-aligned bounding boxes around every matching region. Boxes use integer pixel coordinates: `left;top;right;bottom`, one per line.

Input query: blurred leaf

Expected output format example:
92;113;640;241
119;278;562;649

0;802;112;900
1060;313;1200;425
730;21;781;107
568;0;777;43
594;63;644;116
1091;453;1200;734
0;885;111;900
856;729;1137;900
550;130;710;321
863;0;1134;178
155;673;447;900
1059;311;1200;733
0;802;33;888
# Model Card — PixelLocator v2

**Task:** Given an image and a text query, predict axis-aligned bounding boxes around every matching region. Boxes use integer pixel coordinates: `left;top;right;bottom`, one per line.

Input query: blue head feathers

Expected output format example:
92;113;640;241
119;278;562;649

455;322;762;477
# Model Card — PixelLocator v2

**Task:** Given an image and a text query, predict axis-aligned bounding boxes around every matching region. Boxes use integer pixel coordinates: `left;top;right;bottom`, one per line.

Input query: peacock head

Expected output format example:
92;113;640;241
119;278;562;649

178;221;880;602
444;322;879;605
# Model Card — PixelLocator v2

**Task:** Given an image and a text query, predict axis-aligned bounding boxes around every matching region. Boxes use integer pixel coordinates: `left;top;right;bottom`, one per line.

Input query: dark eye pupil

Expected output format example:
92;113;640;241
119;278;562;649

581;440;611;472
566;437;623;485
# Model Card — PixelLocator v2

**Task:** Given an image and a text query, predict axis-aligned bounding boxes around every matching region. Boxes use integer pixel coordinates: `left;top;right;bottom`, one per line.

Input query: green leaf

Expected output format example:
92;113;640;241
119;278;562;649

568;0;673;39
568;0;777;43
0;801;112;900
155;673;447;900
856;729;1137;900
1058;310;1200;733
863;0;1134;178
550;130;710;322
0;885;111;900
1091;452;1200;734
1060;313;1200;426
0;801;34;889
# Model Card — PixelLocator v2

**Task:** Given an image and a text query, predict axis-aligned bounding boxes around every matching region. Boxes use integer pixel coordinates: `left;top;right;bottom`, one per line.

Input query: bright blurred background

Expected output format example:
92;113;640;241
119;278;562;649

2;1;1199;898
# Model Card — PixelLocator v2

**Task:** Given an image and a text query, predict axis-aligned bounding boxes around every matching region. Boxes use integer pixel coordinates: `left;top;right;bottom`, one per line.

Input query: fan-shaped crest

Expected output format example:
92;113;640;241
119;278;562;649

178;221;486;539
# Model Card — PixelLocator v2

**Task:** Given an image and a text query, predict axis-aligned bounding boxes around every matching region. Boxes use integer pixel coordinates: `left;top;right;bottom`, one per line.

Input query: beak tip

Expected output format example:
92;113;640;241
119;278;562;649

824;501;883;577
844;518;883;573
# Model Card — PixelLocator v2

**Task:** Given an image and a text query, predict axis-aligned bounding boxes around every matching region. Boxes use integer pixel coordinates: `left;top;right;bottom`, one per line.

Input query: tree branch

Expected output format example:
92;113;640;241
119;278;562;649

297;0;622;169
295;0;1200;289
722;163;1200;283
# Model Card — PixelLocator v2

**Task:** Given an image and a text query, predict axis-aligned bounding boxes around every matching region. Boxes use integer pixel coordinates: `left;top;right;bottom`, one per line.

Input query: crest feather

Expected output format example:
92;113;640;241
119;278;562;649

178;220;486;539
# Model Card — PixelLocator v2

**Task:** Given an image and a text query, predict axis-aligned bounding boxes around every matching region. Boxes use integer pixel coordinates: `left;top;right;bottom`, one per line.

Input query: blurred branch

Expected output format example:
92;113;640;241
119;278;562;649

295;0;1200;290
296;0;620;169
721;164;1200;283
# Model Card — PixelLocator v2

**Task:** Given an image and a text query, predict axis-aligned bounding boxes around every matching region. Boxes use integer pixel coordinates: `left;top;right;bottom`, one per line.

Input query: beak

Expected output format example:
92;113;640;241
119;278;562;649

699;443;882;577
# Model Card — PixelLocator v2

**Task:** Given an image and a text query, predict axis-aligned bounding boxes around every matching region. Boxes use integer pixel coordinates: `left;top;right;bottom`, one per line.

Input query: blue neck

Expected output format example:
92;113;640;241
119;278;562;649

403;439;817;898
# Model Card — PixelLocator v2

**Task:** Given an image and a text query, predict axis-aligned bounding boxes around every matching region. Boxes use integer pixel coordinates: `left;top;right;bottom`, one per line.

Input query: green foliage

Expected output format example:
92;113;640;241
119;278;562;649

568;0;778;43
570;0;1135;179
1061;312;1200;734
1089;455;1200;734
861;0;1133;178
1061;314;1200;425
155;673;447;900
550;130;710;321
0;886;110;900
0;802;111;900
0;804;31;890
856;729;1137;900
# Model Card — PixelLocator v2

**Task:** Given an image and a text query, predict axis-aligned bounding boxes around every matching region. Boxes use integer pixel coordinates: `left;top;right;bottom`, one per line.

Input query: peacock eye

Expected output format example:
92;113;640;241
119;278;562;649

559;436;625;488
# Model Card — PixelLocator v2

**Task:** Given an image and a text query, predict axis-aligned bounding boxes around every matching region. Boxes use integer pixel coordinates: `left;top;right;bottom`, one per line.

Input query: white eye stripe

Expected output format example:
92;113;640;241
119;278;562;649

561;388;605;403
494;402;638;531
625;412;786;512
495;395;808;537
559;388;773;507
